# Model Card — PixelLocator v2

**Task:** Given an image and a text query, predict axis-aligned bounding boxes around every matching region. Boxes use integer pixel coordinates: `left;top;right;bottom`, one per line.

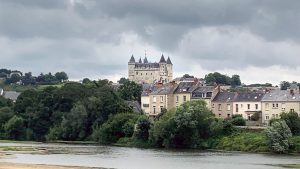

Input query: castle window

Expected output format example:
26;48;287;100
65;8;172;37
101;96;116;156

146;73;147;75
136;72;138;75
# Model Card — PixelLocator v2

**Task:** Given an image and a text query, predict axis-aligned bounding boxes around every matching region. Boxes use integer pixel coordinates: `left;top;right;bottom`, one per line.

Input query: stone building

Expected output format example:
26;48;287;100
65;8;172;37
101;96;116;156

128;54;173;84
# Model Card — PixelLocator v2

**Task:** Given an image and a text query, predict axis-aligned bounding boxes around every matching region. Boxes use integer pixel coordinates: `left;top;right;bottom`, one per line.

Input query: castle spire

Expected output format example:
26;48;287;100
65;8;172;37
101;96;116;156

159;54;166;63
129;55;135;63
139;57;142;63
167;57;172;65
144;57;148;63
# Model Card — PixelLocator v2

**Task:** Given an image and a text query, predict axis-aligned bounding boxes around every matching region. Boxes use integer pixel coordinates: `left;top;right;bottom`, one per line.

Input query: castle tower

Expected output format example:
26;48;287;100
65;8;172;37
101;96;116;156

128;55;135;81
159;54;167;83
166;57;173;82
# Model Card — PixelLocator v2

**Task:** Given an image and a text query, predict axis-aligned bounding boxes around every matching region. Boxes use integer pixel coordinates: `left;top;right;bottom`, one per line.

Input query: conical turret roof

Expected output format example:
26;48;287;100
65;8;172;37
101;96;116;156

159;54;166;63
144;57;148;63
167;57;172;64
129;55;135;63
139;57;142;63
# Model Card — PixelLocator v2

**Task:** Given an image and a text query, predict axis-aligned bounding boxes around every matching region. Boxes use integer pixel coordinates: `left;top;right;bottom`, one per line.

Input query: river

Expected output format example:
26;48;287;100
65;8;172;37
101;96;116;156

0;142;299;169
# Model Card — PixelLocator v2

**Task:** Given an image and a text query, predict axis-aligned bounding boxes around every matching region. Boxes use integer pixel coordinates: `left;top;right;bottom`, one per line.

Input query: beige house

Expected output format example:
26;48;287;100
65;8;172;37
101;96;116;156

128;55;173;84
147;83;177;117
191;86;217;108
261;89;300;125
232;92;264;120
211;92;236;118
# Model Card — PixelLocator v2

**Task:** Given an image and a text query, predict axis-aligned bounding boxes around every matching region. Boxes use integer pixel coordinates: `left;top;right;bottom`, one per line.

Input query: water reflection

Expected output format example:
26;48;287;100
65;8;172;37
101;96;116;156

0;142;299;169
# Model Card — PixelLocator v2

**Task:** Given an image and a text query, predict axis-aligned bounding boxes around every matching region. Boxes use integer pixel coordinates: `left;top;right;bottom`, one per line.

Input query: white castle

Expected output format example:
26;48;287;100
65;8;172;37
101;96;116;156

128;54;173;84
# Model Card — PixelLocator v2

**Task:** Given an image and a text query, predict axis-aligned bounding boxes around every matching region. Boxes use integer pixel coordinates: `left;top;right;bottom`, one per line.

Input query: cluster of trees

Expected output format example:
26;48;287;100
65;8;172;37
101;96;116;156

0;80;136;141
204;72;241;87
0;68;68;85
280;81;300;90
265;111;300;153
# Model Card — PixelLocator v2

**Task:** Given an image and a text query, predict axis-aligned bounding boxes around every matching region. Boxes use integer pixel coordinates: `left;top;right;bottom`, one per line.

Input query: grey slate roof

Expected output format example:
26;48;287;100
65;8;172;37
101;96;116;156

125;101;142;113
129;55;135;63
144;57;148;63
212;92;264;102
135;63;160;68
4;91;21;101
262;90;300;102
167;57;172;64
150;83;177;95
212;92;236;102
235;92;264;102
159;55;166;63
173;82;197;94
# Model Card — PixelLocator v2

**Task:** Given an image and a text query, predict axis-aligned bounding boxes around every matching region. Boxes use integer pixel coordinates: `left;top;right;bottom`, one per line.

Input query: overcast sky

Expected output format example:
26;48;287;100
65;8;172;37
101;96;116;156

1;0;300;85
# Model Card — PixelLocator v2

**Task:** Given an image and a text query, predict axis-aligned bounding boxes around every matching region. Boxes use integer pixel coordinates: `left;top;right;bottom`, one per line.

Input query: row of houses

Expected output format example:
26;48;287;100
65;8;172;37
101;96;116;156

141;82;300;125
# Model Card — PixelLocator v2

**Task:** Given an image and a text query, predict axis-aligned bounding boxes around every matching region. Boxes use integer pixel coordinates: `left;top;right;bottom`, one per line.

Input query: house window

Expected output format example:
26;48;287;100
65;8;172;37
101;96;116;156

219;114;221;117
218;104;222;111
282;103;286;111
255;104;258;110
227;104;231;111
160;106;164;112
236;104;238;112
143;104;149;108
153;106;156;114
136;72;138;75
291;109;295;113
275;114;279;118
241;104;243;108
160;96;164;102
276;103;278;108
265;115;269;120
227;114;231;118
212;104;215;108
266;103;269;111
176;96;179;103
247;104;250;110
153;96;157;103
141;73;142;75
146;73;148;75
183;96;187;102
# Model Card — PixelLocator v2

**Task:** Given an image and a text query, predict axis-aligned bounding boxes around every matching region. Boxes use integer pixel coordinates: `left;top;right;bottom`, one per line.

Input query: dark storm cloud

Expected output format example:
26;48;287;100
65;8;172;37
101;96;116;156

0;0;300;83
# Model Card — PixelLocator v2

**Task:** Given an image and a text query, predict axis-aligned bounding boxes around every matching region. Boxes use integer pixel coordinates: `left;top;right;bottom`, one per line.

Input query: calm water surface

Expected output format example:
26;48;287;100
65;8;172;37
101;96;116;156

0;142;299;169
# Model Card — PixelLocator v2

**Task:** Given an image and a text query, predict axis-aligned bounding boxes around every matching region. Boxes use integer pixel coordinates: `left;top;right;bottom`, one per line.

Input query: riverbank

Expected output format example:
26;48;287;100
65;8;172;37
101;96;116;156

0;162;106;169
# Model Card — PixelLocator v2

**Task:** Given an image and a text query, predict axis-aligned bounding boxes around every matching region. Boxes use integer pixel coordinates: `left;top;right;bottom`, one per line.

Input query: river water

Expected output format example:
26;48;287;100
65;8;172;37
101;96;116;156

0;142;299;169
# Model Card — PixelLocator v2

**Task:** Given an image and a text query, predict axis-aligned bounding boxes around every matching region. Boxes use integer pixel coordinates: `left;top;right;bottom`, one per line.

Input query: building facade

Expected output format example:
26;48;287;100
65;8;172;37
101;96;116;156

261;89;300;125
128;55;173;84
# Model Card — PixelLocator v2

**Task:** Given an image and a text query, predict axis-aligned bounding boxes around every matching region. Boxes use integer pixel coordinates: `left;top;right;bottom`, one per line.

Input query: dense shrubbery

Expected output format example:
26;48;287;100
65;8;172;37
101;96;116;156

265;120;292;153
216;131;268;152
149;100;233;148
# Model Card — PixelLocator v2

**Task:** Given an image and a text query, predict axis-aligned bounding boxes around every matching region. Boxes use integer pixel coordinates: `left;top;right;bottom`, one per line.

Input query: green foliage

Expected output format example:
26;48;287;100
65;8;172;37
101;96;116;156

93;113;140;144
54;72;68;82
204;72;241;86
250;112;260;121
118;79;142;102
134;116;151;141
230;115;246;126
150;100;217;148
60;103;88;140
265;120;292;153
0;96;13;108
4;116;25;140
216;131;268;152
291;136;300;153
280;112;300;136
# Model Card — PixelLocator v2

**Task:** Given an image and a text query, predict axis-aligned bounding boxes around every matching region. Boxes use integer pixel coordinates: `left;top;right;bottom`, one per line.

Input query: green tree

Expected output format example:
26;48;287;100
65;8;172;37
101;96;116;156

134;116;151;141
280;112;300;135
118;80;142;102
280;81;291;90
55;72;68;82
150;100;216;148
265;120;292;153
4;116;25;140
93;113;140;144
231;75;241;87
60;103;88;140
118;77;129;84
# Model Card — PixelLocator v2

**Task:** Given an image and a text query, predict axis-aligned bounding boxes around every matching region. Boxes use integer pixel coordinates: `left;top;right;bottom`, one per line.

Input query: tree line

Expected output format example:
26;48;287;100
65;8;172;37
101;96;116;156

0;68;68;85
204;72;241;87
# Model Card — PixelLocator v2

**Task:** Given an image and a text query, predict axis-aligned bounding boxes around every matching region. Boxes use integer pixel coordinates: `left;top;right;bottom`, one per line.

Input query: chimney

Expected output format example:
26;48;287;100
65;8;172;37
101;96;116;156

156;82;163;88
